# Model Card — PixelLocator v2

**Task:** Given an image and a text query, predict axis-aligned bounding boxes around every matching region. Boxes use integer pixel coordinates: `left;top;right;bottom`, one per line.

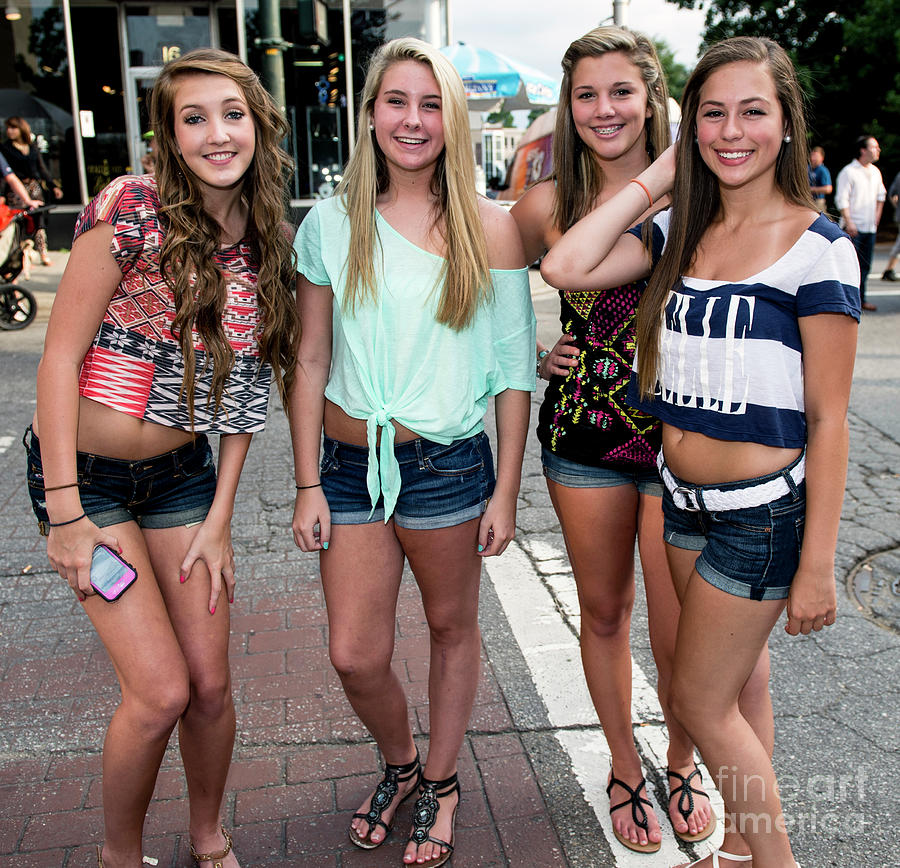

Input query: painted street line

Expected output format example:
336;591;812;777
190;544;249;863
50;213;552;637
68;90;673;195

485;539;726;866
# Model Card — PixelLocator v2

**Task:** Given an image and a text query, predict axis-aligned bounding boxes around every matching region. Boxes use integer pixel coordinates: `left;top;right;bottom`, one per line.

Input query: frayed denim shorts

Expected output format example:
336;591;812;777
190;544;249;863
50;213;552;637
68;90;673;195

321;432;495;529
541;448;663;496
24;426;216;535
660;453;806;601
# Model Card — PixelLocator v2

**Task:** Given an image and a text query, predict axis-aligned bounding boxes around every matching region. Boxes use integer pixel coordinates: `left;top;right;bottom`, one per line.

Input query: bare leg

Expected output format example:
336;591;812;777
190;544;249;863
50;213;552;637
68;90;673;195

321;521;417;847
82;523;191;868
638;494;713;839
145;525;239;866
547;480;662;850
398;517;482;865
668;547;795;867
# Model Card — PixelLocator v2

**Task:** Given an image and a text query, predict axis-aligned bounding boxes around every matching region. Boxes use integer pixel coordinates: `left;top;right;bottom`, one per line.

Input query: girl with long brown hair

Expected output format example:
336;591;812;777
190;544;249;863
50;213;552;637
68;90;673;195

543;36;860;867
511;26;715;854
290;37;535;868
24;48;297;867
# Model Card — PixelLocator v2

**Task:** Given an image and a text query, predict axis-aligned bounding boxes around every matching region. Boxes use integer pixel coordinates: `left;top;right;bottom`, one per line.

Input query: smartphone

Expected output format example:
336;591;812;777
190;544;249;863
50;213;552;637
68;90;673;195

90;545;137;602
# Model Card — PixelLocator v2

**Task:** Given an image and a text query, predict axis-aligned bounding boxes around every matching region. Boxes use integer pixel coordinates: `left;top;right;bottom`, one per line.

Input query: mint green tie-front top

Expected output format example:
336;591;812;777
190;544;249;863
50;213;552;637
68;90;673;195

294;196;537;521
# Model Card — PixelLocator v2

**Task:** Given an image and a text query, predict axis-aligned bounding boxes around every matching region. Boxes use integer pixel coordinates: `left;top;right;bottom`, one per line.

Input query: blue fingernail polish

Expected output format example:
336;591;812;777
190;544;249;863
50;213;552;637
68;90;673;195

477;544;484;552
323;541;329;550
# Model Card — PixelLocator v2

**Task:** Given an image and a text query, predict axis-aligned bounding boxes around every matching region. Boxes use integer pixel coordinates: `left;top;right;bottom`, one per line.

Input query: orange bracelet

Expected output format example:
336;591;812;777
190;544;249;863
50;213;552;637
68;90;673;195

629;178;653;207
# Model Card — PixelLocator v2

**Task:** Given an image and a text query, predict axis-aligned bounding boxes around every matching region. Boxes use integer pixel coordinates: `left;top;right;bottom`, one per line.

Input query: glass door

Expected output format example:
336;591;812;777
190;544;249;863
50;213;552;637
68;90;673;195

120;5;216;174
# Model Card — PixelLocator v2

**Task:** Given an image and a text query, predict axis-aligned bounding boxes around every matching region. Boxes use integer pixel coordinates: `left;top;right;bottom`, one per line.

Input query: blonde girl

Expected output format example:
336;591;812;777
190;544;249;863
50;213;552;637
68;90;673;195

290;37;535;868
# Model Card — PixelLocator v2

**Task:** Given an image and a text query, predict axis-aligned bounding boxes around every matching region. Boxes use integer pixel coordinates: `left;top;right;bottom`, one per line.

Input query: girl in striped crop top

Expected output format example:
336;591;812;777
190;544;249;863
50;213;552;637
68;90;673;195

543;37;859;868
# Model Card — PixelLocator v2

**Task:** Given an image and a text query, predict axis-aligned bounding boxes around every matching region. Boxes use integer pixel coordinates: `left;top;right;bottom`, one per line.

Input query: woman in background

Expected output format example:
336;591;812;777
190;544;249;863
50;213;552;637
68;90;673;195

2;116;63;265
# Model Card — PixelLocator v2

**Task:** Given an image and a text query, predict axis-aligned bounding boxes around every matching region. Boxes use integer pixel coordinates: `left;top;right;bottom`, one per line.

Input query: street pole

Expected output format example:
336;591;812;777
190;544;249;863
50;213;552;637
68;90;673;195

613;0;630;26
257;0;289;115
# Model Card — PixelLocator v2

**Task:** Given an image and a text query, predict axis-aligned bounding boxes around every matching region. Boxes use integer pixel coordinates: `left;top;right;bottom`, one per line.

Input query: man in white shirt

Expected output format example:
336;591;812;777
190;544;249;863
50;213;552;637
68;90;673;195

835;135;886;311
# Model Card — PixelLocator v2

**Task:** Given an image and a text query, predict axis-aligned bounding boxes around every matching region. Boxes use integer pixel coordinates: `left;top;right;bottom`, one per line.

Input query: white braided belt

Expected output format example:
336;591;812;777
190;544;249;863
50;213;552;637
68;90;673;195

657;451;805;512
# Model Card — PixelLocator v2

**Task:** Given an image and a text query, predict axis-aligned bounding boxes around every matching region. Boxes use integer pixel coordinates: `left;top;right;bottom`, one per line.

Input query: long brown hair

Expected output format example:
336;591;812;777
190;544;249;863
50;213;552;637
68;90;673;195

335;37;491;330
551;26;670;232
635;37;816;398
149;48;298;420
4;116;33;145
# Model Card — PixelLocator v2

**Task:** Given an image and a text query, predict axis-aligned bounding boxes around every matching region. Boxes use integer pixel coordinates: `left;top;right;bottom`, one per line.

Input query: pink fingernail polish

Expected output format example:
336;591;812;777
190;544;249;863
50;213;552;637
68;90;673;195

179;573;185;583
210;606;215;615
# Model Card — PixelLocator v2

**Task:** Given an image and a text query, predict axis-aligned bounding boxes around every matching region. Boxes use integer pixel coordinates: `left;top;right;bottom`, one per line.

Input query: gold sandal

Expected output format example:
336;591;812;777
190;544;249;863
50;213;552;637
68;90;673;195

190;826;234;868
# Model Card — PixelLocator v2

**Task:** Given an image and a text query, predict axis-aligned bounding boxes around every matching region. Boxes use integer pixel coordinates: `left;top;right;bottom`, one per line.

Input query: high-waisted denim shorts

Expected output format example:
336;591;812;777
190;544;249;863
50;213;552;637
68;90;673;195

541;448;663;496
25;427;216;535
321;432;495;529
661;455;806;601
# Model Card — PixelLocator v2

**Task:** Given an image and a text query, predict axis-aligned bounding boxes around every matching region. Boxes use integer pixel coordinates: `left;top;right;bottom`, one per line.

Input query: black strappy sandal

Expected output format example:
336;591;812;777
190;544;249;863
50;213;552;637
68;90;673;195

407;773;460;868
606;773;661;853
667;765;717;843
349;751;422;849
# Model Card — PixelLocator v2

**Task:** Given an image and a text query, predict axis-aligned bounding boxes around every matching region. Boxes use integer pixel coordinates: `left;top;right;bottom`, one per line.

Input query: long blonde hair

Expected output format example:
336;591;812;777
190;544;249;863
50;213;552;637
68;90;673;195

551;26;671;232
635;37;816;398
335;37;491;330
149;48;298;421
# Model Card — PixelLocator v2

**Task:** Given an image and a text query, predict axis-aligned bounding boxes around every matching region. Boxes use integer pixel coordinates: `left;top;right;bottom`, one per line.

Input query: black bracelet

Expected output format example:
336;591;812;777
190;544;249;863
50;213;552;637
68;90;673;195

48;512;87;527
43;482;80;492
295;482;322;490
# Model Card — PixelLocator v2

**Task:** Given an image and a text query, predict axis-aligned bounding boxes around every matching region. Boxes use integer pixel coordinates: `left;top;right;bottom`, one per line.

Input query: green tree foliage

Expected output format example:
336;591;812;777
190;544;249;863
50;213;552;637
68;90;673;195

486;102;516;127
667;0;900;192
654;40;691;102
527;106;550;126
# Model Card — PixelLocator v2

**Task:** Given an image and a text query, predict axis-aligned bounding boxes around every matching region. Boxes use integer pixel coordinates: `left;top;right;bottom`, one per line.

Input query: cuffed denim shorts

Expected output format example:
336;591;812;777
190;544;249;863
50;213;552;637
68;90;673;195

541;448;663;496
661;455;806;601
321;432;495;529
24;427;216;535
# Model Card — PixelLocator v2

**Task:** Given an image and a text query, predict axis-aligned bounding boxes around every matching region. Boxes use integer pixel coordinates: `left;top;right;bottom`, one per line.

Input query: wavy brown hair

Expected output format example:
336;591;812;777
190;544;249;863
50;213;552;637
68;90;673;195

149;48;298;422
635;37;815;397
335;38;491;330
4;116;33;145
551;26;670;233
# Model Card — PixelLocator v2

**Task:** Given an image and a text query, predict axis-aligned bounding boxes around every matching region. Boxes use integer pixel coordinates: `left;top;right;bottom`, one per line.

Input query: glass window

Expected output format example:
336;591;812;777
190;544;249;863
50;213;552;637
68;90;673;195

0;0;76;201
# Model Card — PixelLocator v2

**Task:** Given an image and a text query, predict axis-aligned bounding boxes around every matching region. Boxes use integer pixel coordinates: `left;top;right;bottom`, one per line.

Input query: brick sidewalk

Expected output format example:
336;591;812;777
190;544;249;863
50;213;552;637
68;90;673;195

0;401;568;867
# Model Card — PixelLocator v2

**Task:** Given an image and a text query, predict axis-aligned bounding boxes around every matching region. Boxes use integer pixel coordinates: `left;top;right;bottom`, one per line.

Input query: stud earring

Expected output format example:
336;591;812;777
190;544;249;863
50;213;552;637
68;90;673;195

783;134;792;143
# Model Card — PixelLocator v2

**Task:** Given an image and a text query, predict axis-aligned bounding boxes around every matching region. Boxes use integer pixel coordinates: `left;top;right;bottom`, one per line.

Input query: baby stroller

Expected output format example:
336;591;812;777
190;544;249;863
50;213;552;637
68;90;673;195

0;202;44;329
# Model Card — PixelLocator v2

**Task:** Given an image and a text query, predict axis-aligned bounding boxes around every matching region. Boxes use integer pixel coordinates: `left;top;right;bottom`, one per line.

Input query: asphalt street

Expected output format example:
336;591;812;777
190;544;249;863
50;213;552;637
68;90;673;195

0;246;898;866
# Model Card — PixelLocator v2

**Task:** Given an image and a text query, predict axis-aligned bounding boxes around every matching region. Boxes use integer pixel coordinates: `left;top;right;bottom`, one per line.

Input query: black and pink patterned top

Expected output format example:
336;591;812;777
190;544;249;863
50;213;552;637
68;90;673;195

74;174;271;433
537;282;661;469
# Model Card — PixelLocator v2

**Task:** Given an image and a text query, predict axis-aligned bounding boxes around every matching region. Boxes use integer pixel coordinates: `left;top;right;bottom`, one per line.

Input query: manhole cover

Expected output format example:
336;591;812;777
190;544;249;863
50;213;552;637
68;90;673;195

848;550;900;634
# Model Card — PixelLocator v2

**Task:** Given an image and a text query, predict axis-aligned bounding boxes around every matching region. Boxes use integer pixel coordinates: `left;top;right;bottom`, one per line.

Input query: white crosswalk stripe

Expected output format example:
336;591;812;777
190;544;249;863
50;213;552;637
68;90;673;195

484;538;726;865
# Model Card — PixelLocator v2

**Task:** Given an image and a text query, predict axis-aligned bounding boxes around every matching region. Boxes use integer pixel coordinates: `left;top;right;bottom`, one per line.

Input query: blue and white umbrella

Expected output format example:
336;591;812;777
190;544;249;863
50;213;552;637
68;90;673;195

440;42;560;110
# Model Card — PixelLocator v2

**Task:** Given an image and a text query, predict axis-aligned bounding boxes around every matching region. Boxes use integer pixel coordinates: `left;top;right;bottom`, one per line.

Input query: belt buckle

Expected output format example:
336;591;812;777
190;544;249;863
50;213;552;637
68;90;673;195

674;485;701;512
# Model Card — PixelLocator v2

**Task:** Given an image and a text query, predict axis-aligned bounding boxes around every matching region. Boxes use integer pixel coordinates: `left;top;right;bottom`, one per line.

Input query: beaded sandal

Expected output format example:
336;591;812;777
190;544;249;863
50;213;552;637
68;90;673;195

349;751;422;849
668;765;717;843
407;773;459;868
189;826;234;868
606;773;661;853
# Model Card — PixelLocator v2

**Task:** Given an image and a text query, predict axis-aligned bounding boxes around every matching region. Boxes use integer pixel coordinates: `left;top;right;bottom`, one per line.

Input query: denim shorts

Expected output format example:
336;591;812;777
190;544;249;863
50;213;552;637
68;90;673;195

321;432;495;529
541;448;663;496
661;457;806;601
24;427;217;535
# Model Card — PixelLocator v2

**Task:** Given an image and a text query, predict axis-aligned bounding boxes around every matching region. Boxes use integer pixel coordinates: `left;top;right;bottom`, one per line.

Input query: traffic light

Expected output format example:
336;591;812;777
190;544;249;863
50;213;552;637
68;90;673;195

298;0;329;44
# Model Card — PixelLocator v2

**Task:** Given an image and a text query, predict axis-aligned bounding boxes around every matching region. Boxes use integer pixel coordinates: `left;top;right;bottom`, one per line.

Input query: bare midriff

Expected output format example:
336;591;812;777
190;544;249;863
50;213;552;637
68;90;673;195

661;426;803;486
324;399;419;447
32;396;197;460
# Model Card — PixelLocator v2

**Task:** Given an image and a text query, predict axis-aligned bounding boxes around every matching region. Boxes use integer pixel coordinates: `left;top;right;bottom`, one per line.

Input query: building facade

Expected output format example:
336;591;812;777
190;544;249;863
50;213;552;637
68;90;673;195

0;0;448;215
